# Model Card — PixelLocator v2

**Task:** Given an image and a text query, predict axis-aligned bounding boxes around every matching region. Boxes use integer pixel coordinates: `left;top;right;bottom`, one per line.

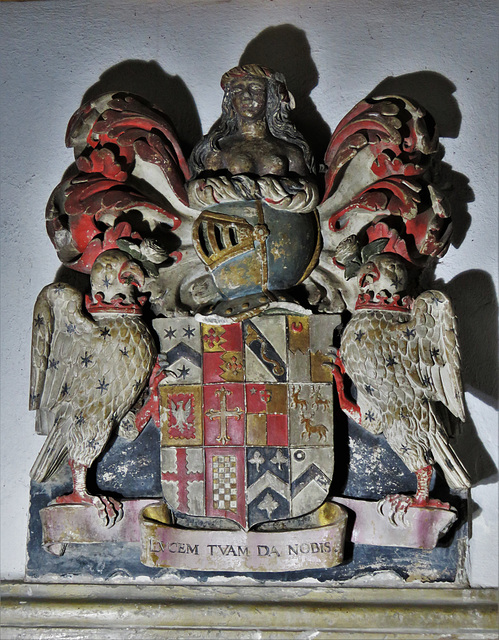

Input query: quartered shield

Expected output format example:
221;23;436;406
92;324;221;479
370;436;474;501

153;313;340;531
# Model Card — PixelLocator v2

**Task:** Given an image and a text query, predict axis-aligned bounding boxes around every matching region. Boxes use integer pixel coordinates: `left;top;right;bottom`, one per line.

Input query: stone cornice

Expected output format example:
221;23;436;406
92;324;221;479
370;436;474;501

1;582;497;639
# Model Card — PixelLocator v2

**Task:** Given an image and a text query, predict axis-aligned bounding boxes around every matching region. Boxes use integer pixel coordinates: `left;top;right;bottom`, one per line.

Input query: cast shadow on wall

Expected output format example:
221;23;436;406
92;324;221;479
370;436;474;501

239;24;332;164
439;269;498;489
370;71;472;249
81;59;202;155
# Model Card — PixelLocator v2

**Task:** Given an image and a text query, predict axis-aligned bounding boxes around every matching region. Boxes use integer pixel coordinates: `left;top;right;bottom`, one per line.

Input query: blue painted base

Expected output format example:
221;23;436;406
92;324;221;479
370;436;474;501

26;418;469;583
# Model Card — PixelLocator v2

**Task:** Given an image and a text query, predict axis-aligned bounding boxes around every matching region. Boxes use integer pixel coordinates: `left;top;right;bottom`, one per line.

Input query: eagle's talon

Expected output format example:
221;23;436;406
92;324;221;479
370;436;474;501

96;495;123;528
52;491;123;528
378;492;454;529
377;494;413;528
413;497;452;510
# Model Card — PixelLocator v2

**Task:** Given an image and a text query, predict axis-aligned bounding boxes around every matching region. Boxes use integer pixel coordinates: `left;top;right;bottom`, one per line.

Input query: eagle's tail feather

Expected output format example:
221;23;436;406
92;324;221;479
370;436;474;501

30;421;68;483
429;428;471;490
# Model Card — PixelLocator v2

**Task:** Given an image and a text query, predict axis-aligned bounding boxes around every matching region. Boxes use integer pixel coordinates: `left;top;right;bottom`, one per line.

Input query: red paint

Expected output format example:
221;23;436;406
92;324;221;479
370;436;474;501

331;355;362;424
246;384;267;413
245;384;288;445
161;448;204;513
328;177;425;237
322;97;434;203
371;153;421;179
76;148;128;182
202;324;243;383
203;384;245;446
169;250;183;263
203;352;226;383
67;94;191;181
85;293;142;315
218;323;243;352
365;222;412;262
355;292;413;312
135;361;167;431
406;206;451;258
266;414;288;446
49;93;189;274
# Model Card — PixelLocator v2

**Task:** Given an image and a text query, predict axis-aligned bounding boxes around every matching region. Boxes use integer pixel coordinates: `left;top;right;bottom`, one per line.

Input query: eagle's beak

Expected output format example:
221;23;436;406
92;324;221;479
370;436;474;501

119;260;145;289
359;262;380;288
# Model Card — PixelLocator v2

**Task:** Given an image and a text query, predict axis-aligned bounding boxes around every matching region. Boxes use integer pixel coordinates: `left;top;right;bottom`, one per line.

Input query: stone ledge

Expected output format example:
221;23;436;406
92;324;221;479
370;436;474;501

1;582;498;639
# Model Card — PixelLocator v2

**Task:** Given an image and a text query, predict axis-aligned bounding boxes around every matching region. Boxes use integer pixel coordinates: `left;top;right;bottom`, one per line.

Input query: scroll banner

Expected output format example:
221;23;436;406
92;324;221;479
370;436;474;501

40;500;157;556
140;502;347;572
39;499;347;571
39;497;457;562
333;497;458;549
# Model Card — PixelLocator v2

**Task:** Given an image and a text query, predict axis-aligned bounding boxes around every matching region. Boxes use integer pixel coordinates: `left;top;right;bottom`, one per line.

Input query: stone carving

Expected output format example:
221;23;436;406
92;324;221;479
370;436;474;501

331;251;470;524
152;314;337;538
28;63;471;578
188;64;321;319
187;64;319;212
30;250;156;527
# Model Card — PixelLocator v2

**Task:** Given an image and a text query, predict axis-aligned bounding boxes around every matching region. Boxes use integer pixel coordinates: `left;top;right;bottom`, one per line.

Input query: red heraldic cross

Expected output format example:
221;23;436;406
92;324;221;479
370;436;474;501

161;448;204;513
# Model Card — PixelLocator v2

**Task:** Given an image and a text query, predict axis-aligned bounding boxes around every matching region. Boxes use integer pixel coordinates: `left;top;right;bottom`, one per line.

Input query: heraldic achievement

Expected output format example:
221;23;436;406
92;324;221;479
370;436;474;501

27;64;471;580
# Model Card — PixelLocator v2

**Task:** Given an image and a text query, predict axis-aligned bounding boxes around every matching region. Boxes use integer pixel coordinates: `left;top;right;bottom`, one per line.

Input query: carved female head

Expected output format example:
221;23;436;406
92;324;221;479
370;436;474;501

188;64;315;176
222;70;268;123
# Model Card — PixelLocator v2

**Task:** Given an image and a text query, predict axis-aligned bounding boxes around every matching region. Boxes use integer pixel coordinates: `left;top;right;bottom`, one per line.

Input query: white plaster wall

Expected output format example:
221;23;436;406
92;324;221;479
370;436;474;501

1;0;497;586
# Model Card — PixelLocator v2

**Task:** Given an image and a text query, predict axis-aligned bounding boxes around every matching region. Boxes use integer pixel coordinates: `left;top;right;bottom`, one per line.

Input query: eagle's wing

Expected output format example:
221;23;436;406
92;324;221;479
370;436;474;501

30;286;53;419
178;398;192;430
30;283;97;481
412;290;465;420
31;283;95;419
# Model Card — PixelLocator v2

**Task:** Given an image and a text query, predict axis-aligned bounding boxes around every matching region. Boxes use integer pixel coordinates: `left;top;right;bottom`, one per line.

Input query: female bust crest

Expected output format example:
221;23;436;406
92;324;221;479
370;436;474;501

184;65;322;317
187;64;319;213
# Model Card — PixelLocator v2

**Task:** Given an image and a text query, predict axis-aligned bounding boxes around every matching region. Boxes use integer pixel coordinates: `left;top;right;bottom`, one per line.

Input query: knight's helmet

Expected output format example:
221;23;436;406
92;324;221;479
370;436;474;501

192;201;321;310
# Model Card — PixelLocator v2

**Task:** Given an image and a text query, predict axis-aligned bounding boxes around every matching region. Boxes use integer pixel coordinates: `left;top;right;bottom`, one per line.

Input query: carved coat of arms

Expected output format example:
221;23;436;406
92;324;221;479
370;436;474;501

154;315;338;530
28;63;471;577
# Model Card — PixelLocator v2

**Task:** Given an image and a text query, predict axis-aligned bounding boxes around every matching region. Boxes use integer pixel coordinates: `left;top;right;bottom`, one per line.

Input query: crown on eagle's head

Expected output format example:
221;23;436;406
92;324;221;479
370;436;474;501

85;292;145;315
355;291;413;311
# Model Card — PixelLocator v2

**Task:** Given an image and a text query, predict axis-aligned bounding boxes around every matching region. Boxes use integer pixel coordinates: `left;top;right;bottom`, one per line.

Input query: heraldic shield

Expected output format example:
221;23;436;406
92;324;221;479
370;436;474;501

154;314;339;531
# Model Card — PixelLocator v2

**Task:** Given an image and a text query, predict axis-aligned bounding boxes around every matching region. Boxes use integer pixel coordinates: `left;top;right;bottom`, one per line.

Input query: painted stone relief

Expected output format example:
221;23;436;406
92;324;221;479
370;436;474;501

28;64;470;581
